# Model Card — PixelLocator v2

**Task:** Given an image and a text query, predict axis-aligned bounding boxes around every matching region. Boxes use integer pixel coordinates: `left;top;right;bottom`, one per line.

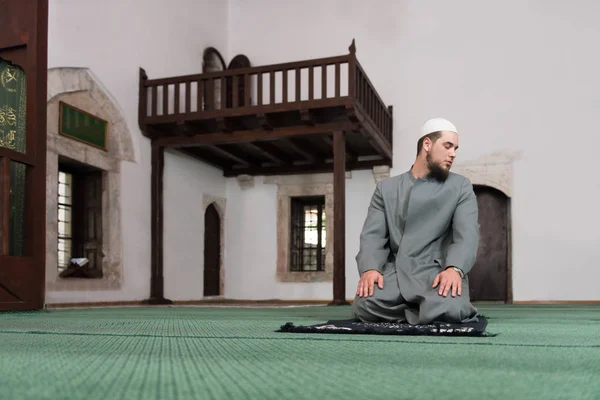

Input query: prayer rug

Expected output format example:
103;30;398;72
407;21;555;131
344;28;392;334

278;315;495;337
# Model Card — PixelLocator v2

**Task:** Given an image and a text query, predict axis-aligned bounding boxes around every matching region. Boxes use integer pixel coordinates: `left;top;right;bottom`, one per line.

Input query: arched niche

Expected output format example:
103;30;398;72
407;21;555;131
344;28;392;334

45;67;135;292
202;47;226;73
202;194;226;297
202;48;226;110
226;54;251;108
450;151;520;303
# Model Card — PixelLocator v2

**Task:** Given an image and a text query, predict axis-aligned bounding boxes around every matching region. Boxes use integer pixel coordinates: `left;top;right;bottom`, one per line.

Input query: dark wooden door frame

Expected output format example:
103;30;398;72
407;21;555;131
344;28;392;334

0;0;48;311
506;197;513;304
471;184;513;304
145;131;350;305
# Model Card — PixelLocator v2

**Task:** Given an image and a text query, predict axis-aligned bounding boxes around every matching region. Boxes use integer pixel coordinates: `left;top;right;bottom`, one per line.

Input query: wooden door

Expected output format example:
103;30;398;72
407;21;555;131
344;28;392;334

0;0;48;311
468;185;510;302
203;204;221;296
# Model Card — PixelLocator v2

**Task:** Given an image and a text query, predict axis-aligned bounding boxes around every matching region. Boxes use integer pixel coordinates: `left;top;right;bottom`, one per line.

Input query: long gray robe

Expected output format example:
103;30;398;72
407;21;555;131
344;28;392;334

352;169;480;325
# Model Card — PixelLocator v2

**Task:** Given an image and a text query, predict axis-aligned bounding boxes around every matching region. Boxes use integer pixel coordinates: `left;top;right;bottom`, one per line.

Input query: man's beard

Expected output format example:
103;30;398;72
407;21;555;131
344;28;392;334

426;153;450;182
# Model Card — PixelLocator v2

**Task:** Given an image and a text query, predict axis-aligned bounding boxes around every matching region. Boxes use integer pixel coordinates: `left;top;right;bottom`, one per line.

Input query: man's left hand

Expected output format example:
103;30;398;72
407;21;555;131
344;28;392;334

432;268;462;297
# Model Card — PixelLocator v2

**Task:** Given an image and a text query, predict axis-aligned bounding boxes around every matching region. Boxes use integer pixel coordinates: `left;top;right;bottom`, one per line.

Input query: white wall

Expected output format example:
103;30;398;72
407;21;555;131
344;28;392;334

163;150;226;301
46;0;600;303
46;0;229;303
224;171;374;300
228;0;600;301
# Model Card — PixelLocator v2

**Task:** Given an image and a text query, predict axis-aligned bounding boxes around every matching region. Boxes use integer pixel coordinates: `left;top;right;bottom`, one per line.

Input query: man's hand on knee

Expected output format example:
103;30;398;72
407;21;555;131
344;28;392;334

432;268;462;297
356;270;384;298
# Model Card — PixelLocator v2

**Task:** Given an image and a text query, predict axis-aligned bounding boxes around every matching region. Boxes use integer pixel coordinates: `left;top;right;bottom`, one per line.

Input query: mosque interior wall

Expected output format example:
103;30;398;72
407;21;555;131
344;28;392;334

44;0;600;304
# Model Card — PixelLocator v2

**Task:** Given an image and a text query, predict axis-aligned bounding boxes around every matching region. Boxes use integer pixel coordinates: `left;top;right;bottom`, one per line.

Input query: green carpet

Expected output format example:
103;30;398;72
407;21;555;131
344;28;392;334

0;304;598;399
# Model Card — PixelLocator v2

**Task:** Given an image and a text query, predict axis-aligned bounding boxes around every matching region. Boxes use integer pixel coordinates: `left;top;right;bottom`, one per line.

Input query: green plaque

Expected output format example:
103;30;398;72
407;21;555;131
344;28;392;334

0;58;27;153
59;101;108;151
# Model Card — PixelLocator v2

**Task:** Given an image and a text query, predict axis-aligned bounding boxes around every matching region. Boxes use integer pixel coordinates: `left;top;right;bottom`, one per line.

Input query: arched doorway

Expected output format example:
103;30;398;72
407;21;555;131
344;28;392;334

203;203;221;296
469;185;511;302
226;54;251;108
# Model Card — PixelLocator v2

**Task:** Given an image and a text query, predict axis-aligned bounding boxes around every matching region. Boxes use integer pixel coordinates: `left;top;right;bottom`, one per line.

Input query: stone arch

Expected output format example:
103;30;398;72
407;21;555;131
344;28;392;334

450;151;521;197
202;47;226;73
45;67;135;292
203;197;226;220
202;195;226;296
228;54;251;69
47;67;136;163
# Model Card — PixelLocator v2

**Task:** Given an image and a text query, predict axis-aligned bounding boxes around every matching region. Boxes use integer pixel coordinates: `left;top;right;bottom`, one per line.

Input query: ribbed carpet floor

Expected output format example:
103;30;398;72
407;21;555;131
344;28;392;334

0;304;598;400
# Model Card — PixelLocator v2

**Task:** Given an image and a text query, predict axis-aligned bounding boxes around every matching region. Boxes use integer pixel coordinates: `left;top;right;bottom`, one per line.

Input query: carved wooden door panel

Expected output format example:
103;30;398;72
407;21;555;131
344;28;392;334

0;0;48;311
468;185;509;302
203;204;221;296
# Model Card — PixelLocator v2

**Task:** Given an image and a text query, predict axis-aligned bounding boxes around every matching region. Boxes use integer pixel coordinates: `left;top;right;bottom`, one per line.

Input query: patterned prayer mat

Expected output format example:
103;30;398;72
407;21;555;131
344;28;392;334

278;315;495;337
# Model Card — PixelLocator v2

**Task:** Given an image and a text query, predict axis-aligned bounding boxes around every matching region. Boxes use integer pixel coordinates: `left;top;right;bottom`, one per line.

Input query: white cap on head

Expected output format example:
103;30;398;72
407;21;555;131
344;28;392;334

419;118;458;141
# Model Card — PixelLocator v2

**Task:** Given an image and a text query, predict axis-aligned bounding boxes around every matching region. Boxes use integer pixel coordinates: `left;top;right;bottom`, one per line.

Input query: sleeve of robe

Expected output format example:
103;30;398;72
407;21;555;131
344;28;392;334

355;181;390;275
445;177;479;276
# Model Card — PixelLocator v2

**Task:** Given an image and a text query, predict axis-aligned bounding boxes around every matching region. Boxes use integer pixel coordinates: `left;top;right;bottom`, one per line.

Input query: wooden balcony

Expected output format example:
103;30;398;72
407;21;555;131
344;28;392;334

140;41;393;306
138;41;393;177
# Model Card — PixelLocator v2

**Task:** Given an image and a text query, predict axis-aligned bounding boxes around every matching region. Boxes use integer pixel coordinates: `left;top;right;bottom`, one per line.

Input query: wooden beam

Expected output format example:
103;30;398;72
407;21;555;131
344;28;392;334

144;142;172;305
322;133;357;161
177;148;221;168
178;148;233;170
257;113;273;130
281;138;316;162
207;145;253;166
222;158;385;177
175;120;191;136
144;97;353;125
330;131;348;305
157;121;359;148
245;142;285;165
300;109;315;125
216;117;232;133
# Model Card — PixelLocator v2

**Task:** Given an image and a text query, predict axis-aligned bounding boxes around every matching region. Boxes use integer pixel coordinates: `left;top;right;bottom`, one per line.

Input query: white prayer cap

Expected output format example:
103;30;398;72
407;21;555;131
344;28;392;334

419;118;458;141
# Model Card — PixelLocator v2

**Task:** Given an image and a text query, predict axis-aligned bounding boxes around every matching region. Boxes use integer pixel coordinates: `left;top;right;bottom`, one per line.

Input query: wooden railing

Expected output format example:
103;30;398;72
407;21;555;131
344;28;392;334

139;45;392;147
354;61;393;147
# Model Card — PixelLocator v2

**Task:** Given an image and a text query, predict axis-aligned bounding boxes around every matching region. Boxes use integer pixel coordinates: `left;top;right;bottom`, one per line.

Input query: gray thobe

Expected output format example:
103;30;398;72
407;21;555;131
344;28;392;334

352;169;480;325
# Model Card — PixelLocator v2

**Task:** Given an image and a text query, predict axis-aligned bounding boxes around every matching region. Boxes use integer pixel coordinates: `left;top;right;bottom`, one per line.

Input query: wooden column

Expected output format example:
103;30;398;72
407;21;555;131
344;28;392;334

144;141;172;305
330;131;349;305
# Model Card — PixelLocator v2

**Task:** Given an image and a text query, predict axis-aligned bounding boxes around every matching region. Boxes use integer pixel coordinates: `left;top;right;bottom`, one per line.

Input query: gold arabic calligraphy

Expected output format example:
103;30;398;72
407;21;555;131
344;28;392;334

0;105;17;149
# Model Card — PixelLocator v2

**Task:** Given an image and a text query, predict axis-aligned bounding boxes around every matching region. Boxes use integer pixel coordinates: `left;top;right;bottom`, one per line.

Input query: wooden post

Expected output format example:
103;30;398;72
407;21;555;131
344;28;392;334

330;131;349;305
144;141;172;305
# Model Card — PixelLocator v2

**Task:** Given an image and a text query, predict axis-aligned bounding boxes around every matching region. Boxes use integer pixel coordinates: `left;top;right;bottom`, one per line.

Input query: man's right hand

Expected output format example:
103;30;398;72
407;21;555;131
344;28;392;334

356;270;384;298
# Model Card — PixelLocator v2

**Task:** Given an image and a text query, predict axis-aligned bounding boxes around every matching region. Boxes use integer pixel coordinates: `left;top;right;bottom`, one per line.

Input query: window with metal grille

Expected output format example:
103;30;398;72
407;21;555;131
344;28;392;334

57;171;73;271
290;196;326;272
57;157;104;277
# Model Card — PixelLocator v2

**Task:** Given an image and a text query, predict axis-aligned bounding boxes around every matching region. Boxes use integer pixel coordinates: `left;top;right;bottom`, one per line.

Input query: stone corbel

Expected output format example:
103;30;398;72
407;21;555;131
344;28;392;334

236;174;254;190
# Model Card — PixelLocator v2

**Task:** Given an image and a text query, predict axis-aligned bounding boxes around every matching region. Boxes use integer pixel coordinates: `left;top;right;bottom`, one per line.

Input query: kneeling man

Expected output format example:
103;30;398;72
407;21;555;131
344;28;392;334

352;118;479;325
